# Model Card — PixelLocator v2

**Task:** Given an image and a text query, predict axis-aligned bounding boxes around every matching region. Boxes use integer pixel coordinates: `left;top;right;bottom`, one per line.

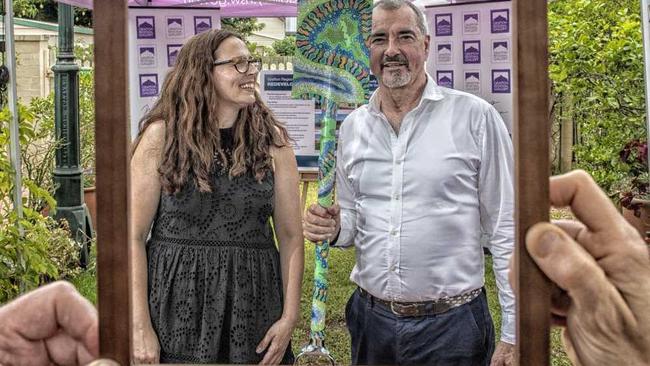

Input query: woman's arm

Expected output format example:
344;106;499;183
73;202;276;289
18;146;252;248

256;140;305;364
270;144;305;325
129;121;165;363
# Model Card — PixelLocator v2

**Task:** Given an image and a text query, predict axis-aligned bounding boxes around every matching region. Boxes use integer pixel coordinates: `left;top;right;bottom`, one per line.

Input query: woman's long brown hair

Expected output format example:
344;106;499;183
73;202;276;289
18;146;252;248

132;29;289;194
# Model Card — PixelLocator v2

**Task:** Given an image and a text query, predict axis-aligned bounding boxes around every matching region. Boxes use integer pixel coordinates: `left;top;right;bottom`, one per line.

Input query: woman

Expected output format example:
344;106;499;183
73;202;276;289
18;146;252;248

130;29;304;364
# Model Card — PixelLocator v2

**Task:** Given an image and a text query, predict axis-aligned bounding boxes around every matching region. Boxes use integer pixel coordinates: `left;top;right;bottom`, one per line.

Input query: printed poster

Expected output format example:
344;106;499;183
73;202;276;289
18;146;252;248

427;1;513;133
128;7;221;138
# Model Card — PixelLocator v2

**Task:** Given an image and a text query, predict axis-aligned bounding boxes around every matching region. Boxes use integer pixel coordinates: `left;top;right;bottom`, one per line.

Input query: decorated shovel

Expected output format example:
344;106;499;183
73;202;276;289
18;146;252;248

291;0;371;363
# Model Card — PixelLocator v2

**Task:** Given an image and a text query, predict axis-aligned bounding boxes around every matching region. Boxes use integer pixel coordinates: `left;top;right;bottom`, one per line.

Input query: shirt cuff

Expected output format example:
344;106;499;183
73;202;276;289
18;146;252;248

331;212;355;248
328;229;341;247
500;313;516;344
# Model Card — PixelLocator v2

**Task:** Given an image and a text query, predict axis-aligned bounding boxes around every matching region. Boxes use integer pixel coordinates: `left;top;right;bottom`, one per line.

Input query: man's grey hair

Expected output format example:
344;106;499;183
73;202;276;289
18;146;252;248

373;0;429;37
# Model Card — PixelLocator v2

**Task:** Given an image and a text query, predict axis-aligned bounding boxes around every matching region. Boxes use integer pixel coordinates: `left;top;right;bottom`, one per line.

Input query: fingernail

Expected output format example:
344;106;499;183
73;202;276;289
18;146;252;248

531;230;559;259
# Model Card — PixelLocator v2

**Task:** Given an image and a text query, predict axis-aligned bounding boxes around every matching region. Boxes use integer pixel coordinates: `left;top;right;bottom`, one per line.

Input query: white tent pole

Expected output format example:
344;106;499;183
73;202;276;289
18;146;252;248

641;0;650;177
5;0;23;226
5;0;25;293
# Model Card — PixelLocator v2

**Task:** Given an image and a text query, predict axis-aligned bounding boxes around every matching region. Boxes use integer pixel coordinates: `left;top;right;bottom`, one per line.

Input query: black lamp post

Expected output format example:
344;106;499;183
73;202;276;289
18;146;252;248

52;3;93;265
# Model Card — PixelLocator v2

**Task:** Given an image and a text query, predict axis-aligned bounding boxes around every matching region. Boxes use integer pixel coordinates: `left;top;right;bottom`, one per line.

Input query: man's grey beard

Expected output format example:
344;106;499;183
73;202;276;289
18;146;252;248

382;68;412;88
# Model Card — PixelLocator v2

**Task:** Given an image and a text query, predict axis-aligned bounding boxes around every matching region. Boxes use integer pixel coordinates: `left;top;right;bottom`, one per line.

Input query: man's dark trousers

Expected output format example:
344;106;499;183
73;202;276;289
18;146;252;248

345;288;495;365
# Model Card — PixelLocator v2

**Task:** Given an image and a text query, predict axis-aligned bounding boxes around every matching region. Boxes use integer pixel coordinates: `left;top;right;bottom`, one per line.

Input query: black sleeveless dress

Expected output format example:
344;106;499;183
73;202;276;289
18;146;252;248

146;128;294;364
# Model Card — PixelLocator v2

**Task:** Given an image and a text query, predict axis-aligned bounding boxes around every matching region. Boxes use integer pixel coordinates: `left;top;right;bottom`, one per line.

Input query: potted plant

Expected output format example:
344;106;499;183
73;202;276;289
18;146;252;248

615;138;650;240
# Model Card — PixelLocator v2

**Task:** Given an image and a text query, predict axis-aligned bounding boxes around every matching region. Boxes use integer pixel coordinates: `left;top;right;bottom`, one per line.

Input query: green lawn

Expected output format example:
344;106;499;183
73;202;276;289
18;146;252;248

71;182;572;365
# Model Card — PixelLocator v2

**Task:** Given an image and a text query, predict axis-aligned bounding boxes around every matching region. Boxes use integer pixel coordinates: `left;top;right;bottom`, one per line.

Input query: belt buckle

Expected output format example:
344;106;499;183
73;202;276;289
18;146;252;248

389;301;420;317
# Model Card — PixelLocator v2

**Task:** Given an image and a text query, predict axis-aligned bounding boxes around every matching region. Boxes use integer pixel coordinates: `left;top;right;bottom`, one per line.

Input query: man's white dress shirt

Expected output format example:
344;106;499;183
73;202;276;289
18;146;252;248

335;74;516;344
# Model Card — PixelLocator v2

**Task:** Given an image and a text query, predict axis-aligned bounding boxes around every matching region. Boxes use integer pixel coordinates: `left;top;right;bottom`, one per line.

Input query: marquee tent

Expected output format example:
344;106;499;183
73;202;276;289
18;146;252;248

57;0;299;17
56;0;459;17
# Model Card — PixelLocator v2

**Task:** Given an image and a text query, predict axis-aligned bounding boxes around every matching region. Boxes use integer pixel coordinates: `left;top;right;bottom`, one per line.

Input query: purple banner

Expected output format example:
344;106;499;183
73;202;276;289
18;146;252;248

58;0;297;18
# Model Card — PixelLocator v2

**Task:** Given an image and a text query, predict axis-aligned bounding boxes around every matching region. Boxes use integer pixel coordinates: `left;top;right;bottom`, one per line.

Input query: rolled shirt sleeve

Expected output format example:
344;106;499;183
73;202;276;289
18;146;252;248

332;119;356;248
479;106;516;344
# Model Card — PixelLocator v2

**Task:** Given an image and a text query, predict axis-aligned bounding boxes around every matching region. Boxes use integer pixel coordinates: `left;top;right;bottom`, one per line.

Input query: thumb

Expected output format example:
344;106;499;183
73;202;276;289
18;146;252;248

256;331;273;354
525;223;615;307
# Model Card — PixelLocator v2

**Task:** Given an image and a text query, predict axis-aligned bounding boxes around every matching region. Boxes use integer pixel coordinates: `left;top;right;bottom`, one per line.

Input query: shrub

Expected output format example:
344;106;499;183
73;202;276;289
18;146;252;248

549;0;646;192
0;106;81;302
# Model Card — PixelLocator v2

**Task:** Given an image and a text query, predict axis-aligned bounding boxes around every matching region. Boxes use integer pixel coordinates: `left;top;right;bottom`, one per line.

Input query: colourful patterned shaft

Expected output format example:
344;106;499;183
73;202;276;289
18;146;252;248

309;100;338;342
291;0;371;357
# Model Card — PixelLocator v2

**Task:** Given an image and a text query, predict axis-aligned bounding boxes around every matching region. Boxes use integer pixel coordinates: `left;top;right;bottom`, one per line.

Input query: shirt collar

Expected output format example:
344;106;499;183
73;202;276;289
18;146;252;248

367;72;445;114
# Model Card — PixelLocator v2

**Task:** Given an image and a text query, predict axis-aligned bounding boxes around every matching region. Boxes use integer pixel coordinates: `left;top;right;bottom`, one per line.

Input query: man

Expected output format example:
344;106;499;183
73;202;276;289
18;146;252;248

303;0;516;364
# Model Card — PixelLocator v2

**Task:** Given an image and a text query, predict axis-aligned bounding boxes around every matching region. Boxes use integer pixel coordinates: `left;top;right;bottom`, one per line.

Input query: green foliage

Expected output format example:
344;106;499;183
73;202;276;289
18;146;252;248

0;106;81;302
12;0;46;19
79;69;96;187
272;36;296;56
28;64;95;188
70;238;96;304
0;43;94;301
221;18;269;57
549;0;647;193
74;42;95;67
20;95;57;211
12;0;92;27
221;17;265;38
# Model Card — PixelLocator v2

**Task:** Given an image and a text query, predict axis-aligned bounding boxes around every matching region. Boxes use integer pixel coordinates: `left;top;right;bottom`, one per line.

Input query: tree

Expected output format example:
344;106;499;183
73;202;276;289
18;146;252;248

221;17;264;38
548;0;646;193
12;0;45;18
11;0;92;27
272;35;296;56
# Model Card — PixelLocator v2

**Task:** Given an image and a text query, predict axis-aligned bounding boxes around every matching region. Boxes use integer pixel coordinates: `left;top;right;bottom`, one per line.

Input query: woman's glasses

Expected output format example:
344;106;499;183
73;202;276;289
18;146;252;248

213;56;262;74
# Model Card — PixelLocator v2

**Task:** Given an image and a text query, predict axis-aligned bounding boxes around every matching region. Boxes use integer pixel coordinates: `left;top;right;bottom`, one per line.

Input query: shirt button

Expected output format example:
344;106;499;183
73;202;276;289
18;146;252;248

390;229;398;236
390;265;397;272
394;194;400;200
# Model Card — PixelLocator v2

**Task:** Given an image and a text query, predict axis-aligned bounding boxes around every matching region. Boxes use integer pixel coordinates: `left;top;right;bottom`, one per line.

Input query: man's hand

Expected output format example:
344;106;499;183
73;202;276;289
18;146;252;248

303;203;340;243
520;170;650;366
0;281;99;366
490;341;514;366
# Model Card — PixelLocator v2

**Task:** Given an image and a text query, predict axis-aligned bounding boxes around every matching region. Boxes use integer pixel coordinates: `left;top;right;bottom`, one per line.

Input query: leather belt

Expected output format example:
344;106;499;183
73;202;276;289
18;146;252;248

357;287;482;317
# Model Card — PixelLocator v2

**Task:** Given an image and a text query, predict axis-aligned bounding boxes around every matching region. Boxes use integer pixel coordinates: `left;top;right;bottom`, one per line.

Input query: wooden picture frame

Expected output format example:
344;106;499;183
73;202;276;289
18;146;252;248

512;1;553;364
92;0;552;364
94;0;130;364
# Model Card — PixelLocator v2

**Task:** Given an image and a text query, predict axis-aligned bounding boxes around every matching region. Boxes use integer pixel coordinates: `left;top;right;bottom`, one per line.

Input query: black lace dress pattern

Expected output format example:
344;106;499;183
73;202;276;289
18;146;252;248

146;128;293;364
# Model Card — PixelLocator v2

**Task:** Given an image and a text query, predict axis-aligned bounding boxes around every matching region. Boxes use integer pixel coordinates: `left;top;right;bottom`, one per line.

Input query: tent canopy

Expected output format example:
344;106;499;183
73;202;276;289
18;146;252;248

57;0;298;17
56;0;478;18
